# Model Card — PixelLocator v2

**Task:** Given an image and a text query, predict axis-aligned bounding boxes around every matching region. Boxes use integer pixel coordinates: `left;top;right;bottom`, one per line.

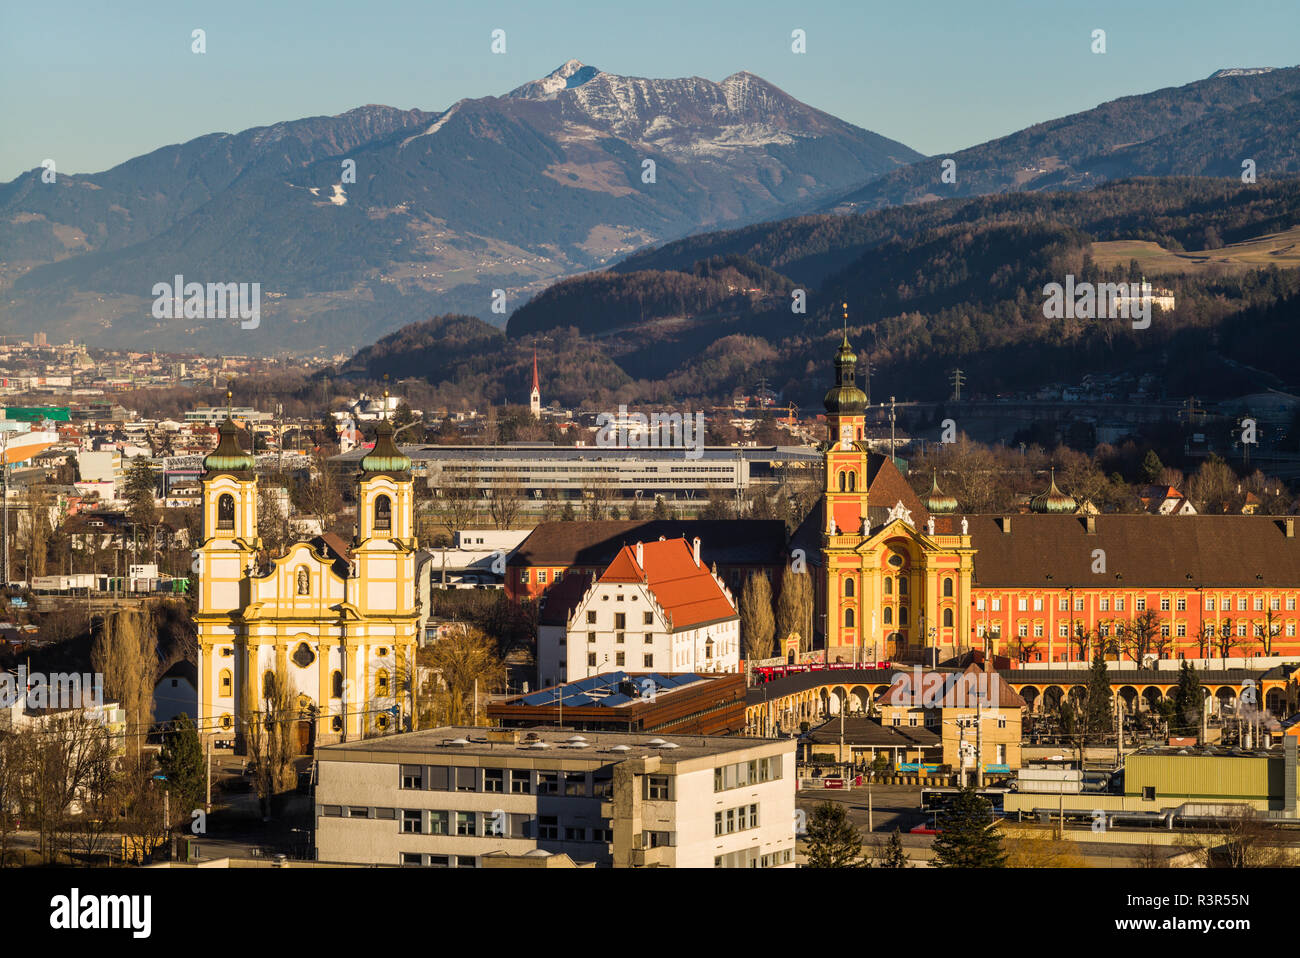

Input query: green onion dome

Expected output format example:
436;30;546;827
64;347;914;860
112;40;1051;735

360;418;412;475
823;334;868;416
925;472;959;514
1029;471;1077;514
203;418;256;476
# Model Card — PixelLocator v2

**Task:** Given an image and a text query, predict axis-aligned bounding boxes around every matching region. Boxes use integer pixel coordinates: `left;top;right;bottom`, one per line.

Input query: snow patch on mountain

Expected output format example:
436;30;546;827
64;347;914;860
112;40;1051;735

1209;67;1278;79
401;106;458;148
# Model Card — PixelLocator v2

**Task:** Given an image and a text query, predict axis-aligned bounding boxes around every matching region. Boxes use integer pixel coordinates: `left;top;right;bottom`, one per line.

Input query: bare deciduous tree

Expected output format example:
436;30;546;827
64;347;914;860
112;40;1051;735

740;571;775;661
242;667;298;822
418;626;505;728
92;610;157;757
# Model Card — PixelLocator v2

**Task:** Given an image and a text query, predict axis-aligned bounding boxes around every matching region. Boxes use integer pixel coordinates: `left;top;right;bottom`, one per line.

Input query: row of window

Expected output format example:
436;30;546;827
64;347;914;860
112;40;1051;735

217;668;392;699
321;805;616;843
840;578;960;599
589;610;655;626
975;619;1297;640
217;493;393;530
714;757;782;792
976;595;1298;613
401;853;475;867
585;652;656;668
400;765;612;798
714;847;793;868
715;803;760;835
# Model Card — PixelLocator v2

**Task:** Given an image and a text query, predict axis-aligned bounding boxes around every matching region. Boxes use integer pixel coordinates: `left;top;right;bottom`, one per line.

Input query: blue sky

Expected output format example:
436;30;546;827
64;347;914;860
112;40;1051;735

2;0;1297;180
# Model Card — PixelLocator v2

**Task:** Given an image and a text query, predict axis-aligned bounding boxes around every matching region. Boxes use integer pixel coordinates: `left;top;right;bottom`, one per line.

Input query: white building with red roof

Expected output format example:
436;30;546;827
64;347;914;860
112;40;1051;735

536;536;741;687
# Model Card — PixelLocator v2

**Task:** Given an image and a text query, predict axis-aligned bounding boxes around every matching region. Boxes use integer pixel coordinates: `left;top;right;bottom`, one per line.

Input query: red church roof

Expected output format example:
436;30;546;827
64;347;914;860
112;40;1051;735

599;538;737;630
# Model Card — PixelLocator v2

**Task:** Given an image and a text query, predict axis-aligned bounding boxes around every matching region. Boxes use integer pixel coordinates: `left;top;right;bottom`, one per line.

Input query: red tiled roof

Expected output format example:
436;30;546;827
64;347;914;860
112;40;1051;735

599;538;737;630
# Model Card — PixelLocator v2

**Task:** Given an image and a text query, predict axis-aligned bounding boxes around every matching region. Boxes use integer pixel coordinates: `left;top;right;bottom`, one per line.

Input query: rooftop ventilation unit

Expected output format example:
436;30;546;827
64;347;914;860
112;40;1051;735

609;744;631;752
445;737;471;747
647;738;667;746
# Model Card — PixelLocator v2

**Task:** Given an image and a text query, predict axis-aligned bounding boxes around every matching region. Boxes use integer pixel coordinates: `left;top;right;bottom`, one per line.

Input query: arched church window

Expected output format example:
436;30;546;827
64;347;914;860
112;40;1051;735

262;670;276;700
374;494;392;532
838;472;847;492
899;577;909;596
217;494;235;530
331;670;344;699
884;577;893;596
844;578;855;598
331;716;343;732
844;609;855;628
219;669;232;696
943;608;954;627
899;608;909;626
943;577;954;598
847;472;856;492
376;669;390;696
884;607;893;625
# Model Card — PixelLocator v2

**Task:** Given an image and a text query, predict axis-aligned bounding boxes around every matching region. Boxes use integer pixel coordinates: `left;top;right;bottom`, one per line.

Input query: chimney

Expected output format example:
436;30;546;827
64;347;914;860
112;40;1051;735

1286;518;1295;539
1000;516;1012;535
692;537;701;567
1085;515;1096;535
635;541;644;567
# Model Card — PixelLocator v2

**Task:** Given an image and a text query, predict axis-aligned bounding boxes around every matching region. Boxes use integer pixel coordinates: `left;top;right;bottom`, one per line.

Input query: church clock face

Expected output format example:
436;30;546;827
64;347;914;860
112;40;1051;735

839;424;853;450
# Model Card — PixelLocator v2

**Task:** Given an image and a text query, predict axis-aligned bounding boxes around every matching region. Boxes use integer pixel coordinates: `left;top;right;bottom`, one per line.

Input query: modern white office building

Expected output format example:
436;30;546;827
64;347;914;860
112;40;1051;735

314;725;797;868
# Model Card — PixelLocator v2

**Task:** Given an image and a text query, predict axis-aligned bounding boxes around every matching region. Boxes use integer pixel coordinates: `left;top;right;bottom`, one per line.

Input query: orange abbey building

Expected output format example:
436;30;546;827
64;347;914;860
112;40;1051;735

796;332;1300;667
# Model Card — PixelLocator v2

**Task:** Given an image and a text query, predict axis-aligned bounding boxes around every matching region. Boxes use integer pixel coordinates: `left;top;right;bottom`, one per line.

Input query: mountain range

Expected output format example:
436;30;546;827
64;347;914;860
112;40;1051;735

0;60;918;354
5;63;1300;361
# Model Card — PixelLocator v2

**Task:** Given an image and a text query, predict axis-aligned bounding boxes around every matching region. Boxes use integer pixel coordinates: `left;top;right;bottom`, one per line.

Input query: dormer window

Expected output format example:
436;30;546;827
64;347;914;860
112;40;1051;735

217;494;235;531
374;494;392;532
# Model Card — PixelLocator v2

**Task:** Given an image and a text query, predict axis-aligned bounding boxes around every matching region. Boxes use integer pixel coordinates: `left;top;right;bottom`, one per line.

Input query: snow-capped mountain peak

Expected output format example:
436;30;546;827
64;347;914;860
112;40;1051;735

509;59;602;99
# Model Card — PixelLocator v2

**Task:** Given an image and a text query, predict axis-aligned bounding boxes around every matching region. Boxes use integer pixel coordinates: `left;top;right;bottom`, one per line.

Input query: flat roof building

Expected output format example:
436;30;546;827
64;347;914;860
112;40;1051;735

488;671;747;735
315;725;796;868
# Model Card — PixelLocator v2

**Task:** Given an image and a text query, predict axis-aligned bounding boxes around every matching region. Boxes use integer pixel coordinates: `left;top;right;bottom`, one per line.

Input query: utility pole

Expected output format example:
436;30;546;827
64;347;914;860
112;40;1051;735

975;701;984;789
888;396;897;461
950;368;965;402
205;737;212;813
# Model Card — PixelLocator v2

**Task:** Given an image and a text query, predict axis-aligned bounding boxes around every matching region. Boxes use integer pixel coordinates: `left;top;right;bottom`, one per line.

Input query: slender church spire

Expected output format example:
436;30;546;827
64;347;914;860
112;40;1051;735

529;349;542;418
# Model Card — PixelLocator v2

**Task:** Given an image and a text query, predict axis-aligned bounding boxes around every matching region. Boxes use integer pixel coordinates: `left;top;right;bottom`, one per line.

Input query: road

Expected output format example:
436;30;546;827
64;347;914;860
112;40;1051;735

796;784;937;864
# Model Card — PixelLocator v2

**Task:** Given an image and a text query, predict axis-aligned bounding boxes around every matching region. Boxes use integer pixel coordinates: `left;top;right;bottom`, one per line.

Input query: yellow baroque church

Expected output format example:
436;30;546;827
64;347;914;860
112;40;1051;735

195;409;419;752
809;331;976;665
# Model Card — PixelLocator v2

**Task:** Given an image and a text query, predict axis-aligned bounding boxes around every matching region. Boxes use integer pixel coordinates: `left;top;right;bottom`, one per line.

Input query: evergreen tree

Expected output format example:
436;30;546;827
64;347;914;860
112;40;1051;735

1084;650;1113;734
804;801;862;868
559;501;576;522
1141;450;1165;484
931;786;1007;867
158;713;205;822
652;497;670;520
124;457;158;530
877;827;910;868
1172;661;1204;737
